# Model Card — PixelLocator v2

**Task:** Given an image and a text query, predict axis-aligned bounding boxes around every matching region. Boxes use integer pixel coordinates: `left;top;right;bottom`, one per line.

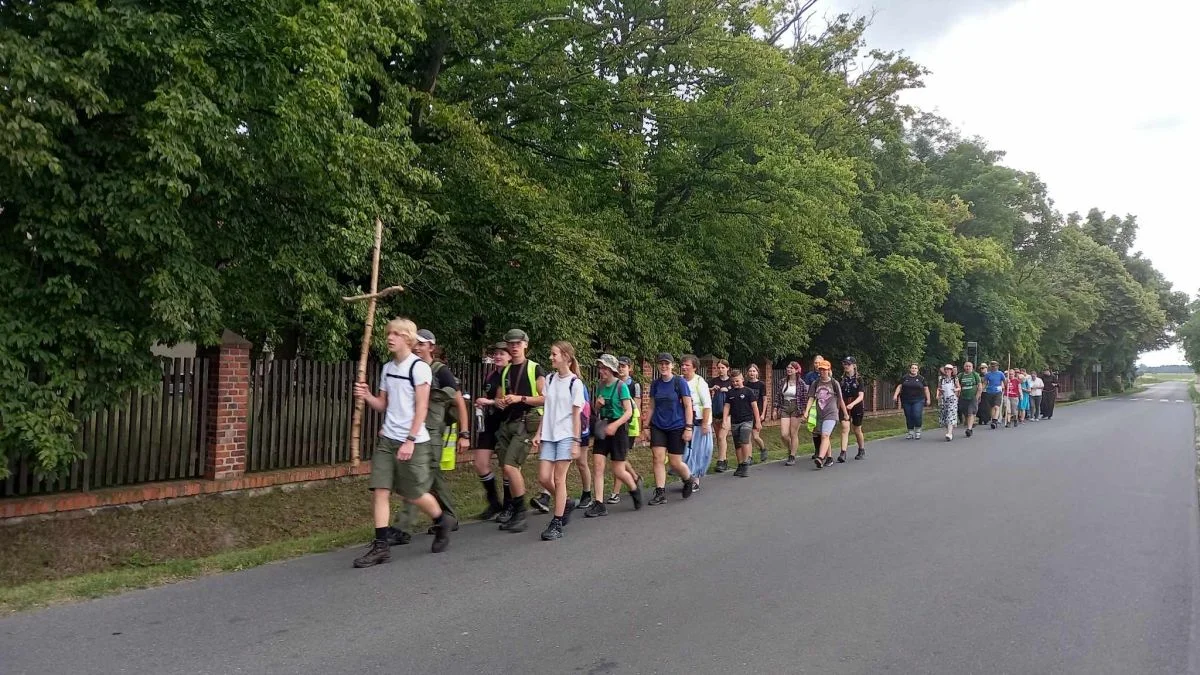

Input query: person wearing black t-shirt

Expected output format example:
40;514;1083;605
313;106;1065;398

709;360;734;472
723;370;761;477
492;329;547;533
839;356;867;461
745;364;769;463
473;342;511;520
892;363;930;439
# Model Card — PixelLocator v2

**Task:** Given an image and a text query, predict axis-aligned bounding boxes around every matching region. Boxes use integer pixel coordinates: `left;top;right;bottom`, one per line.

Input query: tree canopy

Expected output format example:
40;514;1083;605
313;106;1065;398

1;0;1188;477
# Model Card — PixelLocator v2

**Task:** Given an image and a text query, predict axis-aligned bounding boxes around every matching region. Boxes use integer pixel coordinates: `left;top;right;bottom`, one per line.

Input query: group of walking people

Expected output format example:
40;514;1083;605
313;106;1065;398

892;359;1059;443
350;319;1059;566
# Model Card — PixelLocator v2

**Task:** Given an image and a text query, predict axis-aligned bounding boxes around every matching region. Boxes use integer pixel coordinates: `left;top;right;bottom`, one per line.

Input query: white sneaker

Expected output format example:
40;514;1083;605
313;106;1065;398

905;431;914;440
945;433;953;441
915;430;922;440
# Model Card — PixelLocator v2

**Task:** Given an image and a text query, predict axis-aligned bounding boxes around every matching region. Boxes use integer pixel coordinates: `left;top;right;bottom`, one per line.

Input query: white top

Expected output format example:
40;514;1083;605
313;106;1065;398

379;354;433;443
686;375;712;421
1030;377;1044;396
540;372;587;442
782;382;797;400
939;377;957;399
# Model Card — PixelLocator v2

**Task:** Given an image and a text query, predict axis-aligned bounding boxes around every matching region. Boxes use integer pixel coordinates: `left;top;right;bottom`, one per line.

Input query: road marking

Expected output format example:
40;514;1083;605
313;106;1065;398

1176;400;1186;403
1159;399;1170;402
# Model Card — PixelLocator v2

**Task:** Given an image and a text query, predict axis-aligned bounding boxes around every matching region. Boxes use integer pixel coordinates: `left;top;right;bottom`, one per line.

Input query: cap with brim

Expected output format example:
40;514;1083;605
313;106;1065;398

943;364;954;370
503;328;529;342
814;358;831;370
656;352;674;364
491;341;509;352
842;356;856;365
416;329;435;344
617;356;632;365
597;354;620;372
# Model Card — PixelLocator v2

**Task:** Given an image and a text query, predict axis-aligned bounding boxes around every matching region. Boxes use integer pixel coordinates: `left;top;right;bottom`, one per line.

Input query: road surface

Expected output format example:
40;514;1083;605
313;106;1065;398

2;381;1197;674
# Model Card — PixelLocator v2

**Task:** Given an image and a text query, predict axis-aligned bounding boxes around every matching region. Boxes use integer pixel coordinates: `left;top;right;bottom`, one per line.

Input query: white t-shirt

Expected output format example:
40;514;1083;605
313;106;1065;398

540;372;587;442
686;375;712;422
1030;377;1044;396
379;354;433;443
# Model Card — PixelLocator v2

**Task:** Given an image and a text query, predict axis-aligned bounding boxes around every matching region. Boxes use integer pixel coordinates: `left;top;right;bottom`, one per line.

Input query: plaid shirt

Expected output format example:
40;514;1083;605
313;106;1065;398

774;374;809;411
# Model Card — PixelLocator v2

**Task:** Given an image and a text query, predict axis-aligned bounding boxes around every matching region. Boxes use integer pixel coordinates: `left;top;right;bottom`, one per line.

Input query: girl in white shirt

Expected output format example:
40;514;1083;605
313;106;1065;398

532;341;585;541
681;355;713;491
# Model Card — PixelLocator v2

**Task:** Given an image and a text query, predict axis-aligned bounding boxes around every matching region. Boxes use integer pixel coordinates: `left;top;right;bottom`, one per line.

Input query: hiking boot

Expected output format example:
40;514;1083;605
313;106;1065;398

531;493;551;514
476;504;502;522
784;455;797;466
500;508;528;532
496;503;515;525
560;499;578;527
836;451;847;463
714;460;728;473
385;527;411;546
576;493;594;510
823;455;834;467
854;447;865;460
584;501;609;518
426;520;460;535
735;463;750;477
606;492;621;504
681;477;694;499
630;487;644;510
648;488;667;506
540;518;563;541
353;540;390;568
431;514;458;553
760;448;769;463
990;421;997;430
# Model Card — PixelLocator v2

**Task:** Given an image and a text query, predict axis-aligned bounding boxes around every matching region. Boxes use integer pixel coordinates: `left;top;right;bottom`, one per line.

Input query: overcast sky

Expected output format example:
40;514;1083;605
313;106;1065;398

820;0;1198;366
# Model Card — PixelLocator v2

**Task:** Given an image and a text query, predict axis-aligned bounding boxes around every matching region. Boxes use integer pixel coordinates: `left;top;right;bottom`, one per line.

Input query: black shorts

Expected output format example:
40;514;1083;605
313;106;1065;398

593;424;631;461
650;426;686;455
839;405;864;427
982;392;1002;410
475;431;496;450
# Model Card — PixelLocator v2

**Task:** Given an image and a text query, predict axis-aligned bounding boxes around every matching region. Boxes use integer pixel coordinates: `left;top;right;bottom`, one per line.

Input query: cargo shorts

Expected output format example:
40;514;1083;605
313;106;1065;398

369;436;434;500
495;418;535;468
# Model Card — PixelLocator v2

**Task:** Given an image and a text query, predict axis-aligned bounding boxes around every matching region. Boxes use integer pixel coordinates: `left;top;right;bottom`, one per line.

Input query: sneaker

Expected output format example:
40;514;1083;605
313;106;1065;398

585;501;608;518
691;477;701;492
353;540;390;568
540;518;563;541
836;451;847;463
431;514;458;553
965;428;973;438
385;527;411;546
854;447;865;460
945;433;952;442
576;494;595;510
648;488;667;506
736;463;750;477
905;431;914;440
714;460;729;473
561;499;578;527
496;504;515;525
823;455;834;467
531;493;551;514
499;509;528;533
760;448;769;463
914;430;922;440
990;421;997;430
813;456;824;470
784;455;797;466
682;477;694;498
606;492;621;505
631;487;644;510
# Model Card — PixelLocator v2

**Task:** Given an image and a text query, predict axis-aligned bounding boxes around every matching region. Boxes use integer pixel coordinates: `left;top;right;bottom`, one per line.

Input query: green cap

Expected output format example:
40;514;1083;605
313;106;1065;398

503;328;529;342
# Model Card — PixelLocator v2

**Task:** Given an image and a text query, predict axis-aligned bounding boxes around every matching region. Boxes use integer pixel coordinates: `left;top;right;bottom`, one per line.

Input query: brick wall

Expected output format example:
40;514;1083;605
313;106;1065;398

203;331;252;480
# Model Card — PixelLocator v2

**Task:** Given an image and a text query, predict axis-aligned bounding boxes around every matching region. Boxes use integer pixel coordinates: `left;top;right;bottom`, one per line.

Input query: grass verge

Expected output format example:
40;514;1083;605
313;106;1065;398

1;411;928;613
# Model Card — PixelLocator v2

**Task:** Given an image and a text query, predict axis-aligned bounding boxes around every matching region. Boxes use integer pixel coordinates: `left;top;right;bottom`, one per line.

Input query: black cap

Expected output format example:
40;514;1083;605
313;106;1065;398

656;352;674;364
617;356;632;365
842;356;856;365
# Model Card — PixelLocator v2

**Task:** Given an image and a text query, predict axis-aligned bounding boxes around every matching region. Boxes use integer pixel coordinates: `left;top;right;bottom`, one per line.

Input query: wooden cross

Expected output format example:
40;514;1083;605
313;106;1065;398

343;217;404;467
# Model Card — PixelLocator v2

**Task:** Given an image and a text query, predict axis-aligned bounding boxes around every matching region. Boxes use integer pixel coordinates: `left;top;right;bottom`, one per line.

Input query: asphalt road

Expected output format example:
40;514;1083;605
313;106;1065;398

2;382;1197;674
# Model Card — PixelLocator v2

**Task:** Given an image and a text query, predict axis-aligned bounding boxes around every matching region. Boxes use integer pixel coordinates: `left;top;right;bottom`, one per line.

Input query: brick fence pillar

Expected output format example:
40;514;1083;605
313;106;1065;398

204;330;251;480
761;359;775;421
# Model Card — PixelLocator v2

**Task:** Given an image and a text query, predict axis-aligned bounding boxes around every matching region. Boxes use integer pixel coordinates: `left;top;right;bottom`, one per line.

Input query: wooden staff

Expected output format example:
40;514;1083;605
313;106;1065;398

343;218;404;466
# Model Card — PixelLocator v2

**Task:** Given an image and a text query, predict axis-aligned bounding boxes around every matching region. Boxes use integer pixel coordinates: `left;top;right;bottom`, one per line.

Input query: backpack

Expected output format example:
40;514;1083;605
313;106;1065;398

427;361;459;436
651;375;687;405
548;373;591;441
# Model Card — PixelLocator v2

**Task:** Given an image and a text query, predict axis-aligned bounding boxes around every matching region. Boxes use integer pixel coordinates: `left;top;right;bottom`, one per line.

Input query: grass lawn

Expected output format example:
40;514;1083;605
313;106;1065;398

1137;373;1197;385
0;410;933;613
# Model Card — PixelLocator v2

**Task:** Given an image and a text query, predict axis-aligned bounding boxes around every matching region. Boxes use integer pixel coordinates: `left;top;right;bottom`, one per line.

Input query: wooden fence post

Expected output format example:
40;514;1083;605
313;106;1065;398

204;330;251;480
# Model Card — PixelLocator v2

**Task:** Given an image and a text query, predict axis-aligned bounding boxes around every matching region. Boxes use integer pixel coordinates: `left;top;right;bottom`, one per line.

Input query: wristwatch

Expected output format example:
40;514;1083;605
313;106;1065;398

405;435;416;442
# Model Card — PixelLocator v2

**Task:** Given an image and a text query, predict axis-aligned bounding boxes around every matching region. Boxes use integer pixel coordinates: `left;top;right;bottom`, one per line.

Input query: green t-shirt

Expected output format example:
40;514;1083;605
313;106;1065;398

596;380;632;421
958;371;981;397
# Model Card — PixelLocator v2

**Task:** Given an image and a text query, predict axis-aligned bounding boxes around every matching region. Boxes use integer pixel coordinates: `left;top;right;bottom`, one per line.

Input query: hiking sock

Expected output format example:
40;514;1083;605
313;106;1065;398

481;473;501;510
580;490;592;503
503;480;512;505
374;526;389;542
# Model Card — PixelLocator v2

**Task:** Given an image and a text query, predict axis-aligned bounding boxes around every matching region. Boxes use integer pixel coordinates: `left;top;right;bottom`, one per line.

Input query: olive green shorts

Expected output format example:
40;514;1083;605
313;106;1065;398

495;419;534;468
369;436;434;500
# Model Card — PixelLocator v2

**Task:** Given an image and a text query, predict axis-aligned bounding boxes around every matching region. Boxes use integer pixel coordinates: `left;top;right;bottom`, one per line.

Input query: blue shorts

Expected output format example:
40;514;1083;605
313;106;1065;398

539;438;576;462
819;420;837;435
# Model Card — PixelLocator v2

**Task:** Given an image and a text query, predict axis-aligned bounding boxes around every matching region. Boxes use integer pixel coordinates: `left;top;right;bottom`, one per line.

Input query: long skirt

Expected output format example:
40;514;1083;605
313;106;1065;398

938;396;958;428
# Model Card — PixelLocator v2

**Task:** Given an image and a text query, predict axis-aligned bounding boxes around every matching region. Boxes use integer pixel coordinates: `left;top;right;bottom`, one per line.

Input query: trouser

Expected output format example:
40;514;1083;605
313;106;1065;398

393;461;456;533
1041;394;1056;418
901;400;924;430
684;423;714;477
1030;395;1042;419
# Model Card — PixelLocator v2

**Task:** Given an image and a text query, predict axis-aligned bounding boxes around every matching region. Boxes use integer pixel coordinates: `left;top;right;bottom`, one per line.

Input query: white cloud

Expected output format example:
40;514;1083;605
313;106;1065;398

826;0;1198;364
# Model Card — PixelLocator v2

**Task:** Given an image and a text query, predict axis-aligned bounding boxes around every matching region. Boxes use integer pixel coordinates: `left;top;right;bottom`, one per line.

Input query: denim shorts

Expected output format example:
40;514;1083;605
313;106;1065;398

539;438;576;462
818;419;837;435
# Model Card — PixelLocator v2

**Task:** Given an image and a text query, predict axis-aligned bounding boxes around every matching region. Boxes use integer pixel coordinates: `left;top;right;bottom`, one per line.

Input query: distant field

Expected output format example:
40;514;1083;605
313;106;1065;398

1136;372;1196;384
